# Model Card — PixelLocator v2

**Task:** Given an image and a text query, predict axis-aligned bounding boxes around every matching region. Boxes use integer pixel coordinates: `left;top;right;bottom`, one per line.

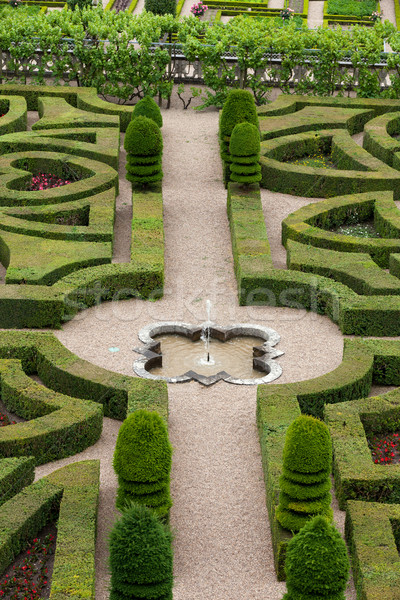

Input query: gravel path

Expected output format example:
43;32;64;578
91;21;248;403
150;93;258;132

46;102;354;600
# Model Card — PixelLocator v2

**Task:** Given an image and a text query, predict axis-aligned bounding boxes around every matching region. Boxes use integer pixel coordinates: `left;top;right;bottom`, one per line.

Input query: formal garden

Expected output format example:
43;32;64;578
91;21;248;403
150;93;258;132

1;0;400;599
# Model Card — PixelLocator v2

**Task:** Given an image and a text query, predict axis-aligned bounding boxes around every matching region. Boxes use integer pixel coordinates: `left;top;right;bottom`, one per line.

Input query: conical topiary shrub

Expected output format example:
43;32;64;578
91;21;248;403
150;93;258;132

124;115;163;186
109;503;173;600
276;415;333;532
229;122;261;185
283;515;349;600
132;96;163;128
219;90;259;174
113;410;172;518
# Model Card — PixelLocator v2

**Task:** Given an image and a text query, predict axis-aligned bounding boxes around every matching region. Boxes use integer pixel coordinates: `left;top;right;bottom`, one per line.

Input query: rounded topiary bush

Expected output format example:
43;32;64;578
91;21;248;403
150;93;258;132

113;410;172;517
276;415;333;532
109;503;173;600
132;96;163;128
283;516;349;600
229;122;261;185
144;0;176;16
124;115;163;186
219;89;259;177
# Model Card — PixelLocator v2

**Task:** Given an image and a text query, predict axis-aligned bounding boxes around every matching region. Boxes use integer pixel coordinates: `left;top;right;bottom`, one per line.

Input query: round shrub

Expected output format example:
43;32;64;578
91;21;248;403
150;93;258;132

229;122;261;185
219;89;259;139
132;96;163;128
283;516;349;600
276;415;333;532
109;503;173;600
113;410;172;517
124;115;163;156
283;414;332;474
124;116;163;185
144;0;176;16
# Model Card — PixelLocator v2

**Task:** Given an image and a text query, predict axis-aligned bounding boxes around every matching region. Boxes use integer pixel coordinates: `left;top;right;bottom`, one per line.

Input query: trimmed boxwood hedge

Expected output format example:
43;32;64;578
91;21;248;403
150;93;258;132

0;330;168;422
0;457;35;508
345;500;400;600
0;84;133;132
0;359;103;465
46;460;100;600
227;182;400;336
0;460;100;600
282;191;400;269
287;240;400;296
256;337;400;579
325;385;400;509
0;97;27;136
35;97;120;131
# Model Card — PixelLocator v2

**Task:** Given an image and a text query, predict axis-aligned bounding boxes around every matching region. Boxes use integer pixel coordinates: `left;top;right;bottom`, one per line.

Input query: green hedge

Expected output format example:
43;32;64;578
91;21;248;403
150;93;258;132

0;477;62;575
287;240;400;296
227;183;400;336
46;461;100;600
0;330;168;422
0;457;35;507
0;127;120;169
35;97;120;130
282;191;400;268
325;386;400;509
0;359;103;465
0;459;100;600
0;97;27;136
0;85;133;132
256;338;379;579
345;500;400;600
260;130;400;199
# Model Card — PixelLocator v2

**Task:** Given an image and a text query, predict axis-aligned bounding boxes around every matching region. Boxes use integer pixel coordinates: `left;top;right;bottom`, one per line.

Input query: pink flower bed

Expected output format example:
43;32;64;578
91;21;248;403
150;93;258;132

28;173;73;191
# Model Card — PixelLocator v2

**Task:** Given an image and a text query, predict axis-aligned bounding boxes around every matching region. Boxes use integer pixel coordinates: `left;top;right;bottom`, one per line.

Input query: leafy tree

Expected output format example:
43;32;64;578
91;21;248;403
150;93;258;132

113;410;172;518
276;415;333;532
283;516;349;600
109;503;173;600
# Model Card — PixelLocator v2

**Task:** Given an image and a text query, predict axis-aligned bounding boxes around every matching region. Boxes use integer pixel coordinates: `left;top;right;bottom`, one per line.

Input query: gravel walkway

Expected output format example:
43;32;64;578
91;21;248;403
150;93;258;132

42;99;355;600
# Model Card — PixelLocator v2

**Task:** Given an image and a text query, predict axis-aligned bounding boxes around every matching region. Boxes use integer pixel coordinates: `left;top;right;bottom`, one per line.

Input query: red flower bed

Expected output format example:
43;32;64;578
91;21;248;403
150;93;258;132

368;432;400;464
28;173;73;192
0;412;16;427
0;533;55;600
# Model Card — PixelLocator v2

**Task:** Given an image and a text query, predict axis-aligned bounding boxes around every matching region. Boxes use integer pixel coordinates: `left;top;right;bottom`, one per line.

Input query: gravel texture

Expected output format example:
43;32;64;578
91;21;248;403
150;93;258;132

32;97;354;599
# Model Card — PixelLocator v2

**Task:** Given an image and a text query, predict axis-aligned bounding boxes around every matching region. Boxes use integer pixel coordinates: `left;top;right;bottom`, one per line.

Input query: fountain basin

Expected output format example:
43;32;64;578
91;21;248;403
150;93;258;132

133;322;284;386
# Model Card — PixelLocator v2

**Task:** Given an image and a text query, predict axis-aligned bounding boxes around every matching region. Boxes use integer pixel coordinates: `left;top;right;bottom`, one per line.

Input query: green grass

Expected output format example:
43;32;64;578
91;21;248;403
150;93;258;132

327;0;376;16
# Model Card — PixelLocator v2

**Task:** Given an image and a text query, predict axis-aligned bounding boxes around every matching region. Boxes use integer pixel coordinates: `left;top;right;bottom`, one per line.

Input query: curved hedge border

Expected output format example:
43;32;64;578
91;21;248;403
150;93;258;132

282;191;400;268
0;97;27;136
345;500;400;600
256;337;400;580
227;182;400;336
325;385;400;509
260;129;400;199
0;127;120;169
0;85;133;132
0;460;99;600
0;359;103;465
287;240;400;295
0;85;164;325
0;330;168;422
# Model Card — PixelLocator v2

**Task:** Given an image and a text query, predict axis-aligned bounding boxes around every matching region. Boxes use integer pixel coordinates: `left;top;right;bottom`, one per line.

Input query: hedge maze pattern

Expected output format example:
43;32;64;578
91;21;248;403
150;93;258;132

222;95;400;597
0;85;169;600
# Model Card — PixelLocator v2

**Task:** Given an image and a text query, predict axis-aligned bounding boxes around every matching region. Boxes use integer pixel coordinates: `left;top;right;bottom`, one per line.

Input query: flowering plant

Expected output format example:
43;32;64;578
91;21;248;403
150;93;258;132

28;173;73;192
368;432;399;464
8;0;21;7
370;10;382;21
0;533;55;600
190;1;208;16
280;6;294;19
